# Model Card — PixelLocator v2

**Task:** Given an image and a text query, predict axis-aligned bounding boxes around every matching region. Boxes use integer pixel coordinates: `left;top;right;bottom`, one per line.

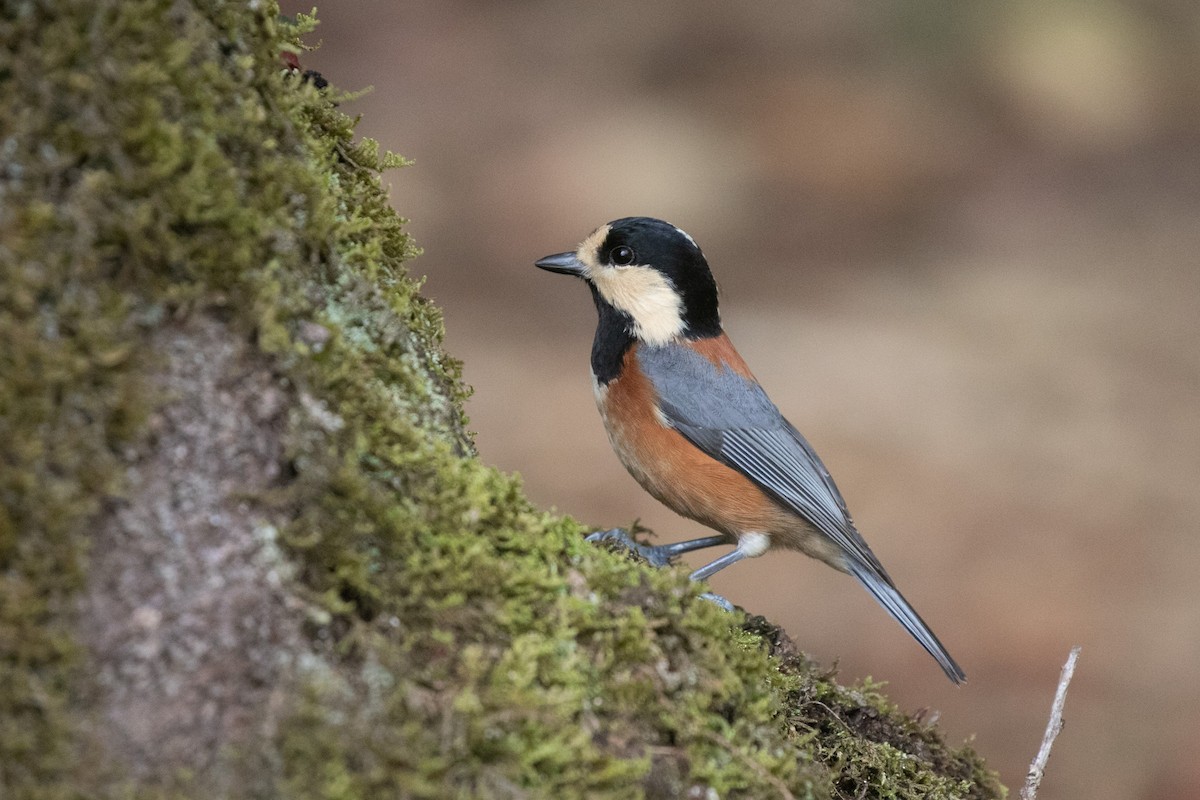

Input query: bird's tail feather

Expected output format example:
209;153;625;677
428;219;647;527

848;562;966;685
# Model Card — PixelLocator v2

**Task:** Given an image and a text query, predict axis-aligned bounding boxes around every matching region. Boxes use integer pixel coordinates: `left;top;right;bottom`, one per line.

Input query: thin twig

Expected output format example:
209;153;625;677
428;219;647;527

1021;646;1082;800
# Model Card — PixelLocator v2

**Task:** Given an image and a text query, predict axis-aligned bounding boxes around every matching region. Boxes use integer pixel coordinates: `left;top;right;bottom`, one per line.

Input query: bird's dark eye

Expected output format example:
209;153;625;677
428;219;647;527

611;245;636;266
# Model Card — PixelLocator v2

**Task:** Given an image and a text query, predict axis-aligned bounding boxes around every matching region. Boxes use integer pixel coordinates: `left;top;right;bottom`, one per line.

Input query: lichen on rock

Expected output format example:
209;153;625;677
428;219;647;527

0;2;1003;798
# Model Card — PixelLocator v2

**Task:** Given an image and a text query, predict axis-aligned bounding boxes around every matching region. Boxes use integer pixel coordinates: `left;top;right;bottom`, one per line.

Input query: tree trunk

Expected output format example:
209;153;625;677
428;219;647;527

0;2;1002;798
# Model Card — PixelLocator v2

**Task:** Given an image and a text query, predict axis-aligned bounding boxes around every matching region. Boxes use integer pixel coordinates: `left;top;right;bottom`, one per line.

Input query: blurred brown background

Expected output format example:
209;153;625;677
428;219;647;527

289;2;1200;797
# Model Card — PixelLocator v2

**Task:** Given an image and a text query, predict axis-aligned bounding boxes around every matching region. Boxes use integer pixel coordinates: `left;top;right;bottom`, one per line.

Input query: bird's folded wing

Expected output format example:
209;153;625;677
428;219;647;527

638;342;887;577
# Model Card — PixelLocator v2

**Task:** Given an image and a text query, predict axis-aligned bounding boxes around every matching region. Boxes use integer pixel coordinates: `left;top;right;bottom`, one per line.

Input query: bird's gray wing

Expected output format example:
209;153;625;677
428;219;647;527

637;342;967;684
635;343;885;576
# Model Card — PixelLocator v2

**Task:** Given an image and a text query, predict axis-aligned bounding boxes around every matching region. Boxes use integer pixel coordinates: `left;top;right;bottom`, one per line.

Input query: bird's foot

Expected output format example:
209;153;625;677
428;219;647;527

584;528;676;568
585;530;738;611
698;592;735;612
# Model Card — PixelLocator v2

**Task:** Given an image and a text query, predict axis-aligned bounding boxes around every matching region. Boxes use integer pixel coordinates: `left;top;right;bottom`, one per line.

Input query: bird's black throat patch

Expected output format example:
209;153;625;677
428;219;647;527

589;285;636;385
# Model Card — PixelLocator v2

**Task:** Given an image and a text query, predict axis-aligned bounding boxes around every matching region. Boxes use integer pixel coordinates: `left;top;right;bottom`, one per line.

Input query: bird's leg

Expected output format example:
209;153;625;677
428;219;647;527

687;538;764;611
688;547;749;581
585;529;727;568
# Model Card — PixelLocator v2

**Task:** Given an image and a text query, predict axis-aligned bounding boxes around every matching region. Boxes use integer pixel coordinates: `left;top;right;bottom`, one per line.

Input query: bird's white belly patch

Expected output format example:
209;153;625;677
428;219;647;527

737;531;771;558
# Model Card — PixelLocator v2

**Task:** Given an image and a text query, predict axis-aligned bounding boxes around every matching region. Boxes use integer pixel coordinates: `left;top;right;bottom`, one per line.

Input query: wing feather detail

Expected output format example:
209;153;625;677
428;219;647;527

639;342;966;683
670;420;886;577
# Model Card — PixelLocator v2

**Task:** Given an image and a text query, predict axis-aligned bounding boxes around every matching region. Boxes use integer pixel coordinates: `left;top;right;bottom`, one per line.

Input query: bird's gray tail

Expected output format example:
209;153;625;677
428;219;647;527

848;562;966;685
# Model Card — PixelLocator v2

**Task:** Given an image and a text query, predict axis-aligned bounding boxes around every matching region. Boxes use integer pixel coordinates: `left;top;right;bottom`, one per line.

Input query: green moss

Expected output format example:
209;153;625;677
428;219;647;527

0;2;1002;798
743;617;1006;799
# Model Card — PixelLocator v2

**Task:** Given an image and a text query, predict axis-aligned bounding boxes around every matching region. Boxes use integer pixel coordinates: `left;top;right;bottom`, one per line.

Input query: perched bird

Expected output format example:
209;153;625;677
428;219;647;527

536;217;965;684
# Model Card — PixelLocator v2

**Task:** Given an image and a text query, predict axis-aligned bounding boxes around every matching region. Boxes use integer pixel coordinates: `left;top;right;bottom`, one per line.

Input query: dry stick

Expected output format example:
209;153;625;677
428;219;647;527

1020;646;1082;800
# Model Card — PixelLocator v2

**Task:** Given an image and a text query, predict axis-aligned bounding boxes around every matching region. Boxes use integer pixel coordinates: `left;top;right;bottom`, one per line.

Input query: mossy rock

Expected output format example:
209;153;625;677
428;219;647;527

0;2;1004;798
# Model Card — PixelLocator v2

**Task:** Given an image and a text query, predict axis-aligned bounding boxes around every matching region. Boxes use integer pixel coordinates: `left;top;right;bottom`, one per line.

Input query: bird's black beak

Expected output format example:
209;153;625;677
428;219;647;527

535;251;587;277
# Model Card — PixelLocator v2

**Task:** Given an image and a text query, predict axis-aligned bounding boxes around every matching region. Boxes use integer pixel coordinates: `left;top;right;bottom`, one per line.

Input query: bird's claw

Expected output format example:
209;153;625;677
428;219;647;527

584;528;676;568
586;529;737;611
698;592;735;612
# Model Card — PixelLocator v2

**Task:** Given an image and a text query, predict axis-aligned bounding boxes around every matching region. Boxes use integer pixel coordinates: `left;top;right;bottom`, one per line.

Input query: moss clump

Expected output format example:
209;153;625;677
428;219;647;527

745;618;1006;799
0;2;1003;798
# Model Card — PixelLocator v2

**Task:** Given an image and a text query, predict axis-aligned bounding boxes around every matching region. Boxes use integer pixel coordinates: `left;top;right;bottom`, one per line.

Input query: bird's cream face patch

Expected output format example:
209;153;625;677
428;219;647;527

575;224;686;346
591;268;685;345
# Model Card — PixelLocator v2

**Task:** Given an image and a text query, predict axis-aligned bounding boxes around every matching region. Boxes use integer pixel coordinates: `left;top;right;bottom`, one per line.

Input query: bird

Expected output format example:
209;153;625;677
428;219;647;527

535;216;965;684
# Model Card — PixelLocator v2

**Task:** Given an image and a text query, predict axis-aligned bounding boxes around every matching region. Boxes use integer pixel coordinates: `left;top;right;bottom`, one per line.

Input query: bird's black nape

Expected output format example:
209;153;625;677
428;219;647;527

601;217;722;339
